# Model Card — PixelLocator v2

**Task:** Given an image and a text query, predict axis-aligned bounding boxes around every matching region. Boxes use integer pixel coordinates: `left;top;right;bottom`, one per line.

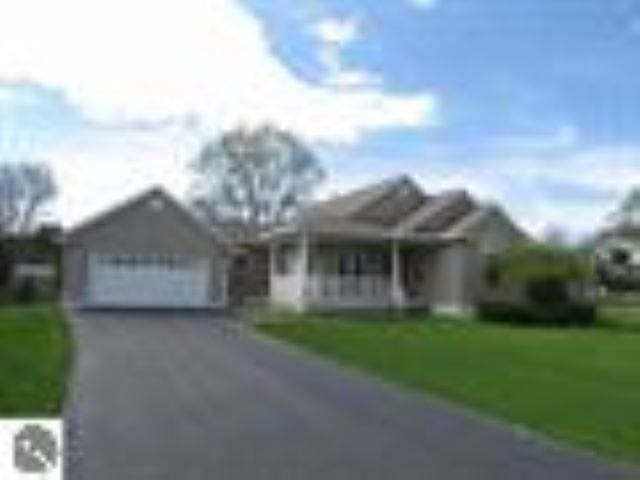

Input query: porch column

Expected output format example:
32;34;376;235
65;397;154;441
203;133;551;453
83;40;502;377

269;241;277;298
391;239;406;309
298;234;309;305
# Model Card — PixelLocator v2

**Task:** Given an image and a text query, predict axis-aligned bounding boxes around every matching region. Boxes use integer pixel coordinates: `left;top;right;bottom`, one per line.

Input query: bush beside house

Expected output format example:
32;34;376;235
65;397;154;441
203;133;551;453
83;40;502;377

479;242;596;326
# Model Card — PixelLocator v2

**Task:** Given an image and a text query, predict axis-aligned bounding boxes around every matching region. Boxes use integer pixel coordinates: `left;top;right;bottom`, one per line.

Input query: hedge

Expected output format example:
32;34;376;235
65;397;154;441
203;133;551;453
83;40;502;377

478;301;596;327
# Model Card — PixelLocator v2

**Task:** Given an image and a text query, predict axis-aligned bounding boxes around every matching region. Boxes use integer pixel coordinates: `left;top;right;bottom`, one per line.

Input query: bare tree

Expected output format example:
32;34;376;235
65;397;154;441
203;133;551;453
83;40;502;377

190;125;325;235
0;162;57;234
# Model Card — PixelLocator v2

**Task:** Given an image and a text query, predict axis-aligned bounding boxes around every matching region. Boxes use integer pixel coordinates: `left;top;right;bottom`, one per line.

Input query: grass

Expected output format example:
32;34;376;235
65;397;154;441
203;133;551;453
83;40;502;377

258;313;640;465
599;304;640;332
0;304;72;416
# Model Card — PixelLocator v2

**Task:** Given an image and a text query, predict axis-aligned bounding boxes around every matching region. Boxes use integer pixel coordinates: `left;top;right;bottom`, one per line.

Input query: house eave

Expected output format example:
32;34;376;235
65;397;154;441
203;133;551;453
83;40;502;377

266;226;463;246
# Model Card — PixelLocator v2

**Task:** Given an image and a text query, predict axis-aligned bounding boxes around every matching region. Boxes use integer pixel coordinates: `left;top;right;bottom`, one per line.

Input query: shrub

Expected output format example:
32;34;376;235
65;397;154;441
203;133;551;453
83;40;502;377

479;301;596;327
12;278;39;304
0;241;12;294
492;242;593;305
525;278;569;304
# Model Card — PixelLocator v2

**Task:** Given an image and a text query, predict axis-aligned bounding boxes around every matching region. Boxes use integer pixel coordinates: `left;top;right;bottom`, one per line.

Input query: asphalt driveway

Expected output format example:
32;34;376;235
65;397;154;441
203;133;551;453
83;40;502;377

65;312;634;480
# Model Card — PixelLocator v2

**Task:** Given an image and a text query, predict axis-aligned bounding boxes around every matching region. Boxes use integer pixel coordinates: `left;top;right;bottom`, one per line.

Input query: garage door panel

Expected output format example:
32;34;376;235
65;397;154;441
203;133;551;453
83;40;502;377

87;253;217;308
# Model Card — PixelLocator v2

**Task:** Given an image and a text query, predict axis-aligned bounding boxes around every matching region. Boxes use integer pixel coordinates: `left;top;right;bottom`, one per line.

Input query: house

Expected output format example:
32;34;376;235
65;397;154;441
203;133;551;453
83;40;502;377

268;176;526;315
62;176;525;314
593;222;640;290
13;262;57;286
63;188;230;309
1;226;62;299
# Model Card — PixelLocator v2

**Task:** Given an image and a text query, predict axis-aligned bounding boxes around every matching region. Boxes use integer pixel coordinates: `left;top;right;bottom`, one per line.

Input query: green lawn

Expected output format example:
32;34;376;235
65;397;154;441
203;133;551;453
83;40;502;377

600;304;640;332
258;315;640;465
0;305;71;416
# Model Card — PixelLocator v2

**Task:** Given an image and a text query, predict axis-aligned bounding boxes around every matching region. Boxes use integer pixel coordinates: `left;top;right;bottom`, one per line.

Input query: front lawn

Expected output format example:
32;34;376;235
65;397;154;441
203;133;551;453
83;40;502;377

600;304;640;332
258;315;640;465
0;305;71;416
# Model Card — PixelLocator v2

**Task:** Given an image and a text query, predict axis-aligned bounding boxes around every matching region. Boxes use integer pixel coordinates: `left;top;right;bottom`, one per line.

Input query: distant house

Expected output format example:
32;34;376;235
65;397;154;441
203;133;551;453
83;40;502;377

0;226;62;298
268;176;526;315
594;222;640;290
13;262;56;284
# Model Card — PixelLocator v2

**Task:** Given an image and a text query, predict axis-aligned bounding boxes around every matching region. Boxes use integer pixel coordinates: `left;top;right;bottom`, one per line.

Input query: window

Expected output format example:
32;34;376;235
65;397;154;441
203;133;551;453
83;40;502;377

610;248;631;266
338;252;359;276
365;252;386;275
338;250;388;276
275;246;294;275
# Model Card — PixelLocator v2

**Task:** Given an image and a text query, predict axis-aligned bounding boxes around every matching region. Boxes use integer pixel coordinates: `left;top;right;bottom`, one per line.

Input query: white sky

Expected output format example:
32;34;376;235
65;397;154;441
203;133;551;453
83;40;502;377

0;0;439;226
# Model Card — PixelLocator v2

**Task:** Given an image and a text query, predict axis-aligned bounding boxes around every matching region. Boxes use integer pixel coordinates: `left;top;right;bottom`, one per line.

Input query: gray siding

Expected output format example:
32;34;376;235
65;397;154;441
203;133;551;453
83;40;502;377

63;191;228;306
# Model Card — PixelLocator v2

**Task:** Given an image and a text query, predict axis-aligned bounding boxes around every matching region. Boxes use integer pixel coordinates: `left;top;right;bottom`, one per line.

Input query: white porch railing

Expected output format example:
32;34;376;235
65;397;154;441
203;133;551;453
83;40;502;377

305;275;394;307
270;274;429;309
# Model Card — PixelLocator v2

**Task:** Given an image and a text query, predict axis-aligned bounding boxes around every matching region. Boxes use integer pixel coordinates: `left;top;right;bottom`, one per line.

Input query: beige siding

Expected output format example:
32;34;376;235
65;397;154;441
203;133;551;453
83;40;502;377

472;209;526;255
469;210;527;303
428;242;479;316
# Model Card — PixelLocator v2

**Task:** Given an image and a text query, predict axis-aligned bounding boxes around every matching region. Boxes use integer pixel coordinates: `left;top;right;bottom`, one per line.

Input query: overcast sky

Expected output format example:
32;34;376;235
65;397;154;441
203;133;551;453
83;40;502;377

1;0;639;237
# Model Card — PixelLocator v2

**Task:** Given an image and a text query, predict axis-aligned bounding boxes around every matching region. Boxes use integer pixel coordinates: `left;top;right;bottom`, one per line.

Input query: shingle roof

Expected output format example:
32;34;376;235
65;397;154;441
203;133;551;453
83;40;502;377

596;222;640;241
304;175;418;222
64;187;231;250
443;206;493;238
394;190;470;234
277;175;513;242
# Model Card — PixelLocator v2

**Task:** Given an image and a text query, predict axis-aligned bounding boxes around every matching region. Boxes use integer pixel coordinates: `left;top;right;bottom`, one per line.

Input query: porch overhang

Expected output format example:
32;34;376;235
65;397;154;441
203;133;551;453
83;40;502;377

267;226;469;247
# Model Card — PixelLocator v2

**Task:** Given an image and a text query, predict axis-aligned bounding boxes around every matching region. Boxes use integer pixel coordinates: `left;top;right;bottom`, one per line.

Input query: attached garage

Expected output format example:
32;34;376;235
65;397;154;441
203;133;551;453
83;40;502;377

87;253;212;308
63;188;229;309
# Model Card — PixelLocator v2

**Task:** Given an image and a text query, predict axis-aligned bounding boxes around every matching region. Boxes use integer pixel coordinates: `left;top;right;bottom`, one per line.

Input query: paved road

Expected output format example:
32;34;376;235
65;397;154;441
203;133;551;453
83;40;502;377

66;312;635;480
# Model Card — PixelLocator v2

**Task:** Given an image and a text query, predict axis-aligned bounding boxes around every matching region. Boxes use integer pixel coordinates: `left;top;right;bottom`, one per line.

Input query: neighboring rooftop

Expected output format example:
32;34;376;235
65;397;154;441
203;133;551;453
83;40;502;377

596;222;640;241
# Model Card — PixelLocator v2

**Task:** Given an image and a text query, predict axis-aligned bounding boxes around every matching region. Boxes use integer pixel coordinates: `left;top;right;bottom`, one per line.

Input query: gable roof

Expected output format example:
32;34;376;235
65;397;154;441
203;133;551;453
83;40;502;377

275;175;523;243
64;187;230;250
595;222;640;243
394;190;470;234
305;175;421;221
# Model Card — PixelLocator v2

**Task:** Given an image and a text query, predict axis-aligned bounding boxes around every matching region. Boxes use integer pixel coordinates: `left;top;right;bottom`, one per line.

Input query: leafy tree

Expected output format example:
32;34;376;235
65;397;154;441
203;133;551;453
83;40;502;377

496;242;593;304
190;125;325;234
0;162;57;234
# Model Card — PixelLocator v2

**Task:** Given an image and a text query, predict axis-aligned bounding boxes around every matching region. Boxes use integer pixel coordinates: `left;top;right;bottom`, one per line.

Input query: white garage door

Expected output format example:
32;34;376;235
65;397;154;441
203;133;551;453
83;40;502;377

87;253;213;308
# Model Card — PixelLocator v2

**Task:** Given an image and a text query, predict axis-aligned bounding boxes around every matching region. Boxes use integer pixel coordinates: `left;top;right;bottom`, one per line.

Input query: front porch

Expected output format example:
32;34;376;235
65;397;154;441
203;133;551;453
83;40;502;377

305;274;396;308
270;238;449;311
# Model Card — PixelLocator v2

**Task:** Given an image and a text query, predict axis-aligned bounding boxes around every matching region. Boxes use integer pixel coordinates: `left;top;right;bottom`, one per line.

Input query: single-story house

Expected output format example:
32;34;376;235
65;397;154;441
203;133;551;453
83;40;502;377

268;176;526;315
62;176;526;314
63;188;230;309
